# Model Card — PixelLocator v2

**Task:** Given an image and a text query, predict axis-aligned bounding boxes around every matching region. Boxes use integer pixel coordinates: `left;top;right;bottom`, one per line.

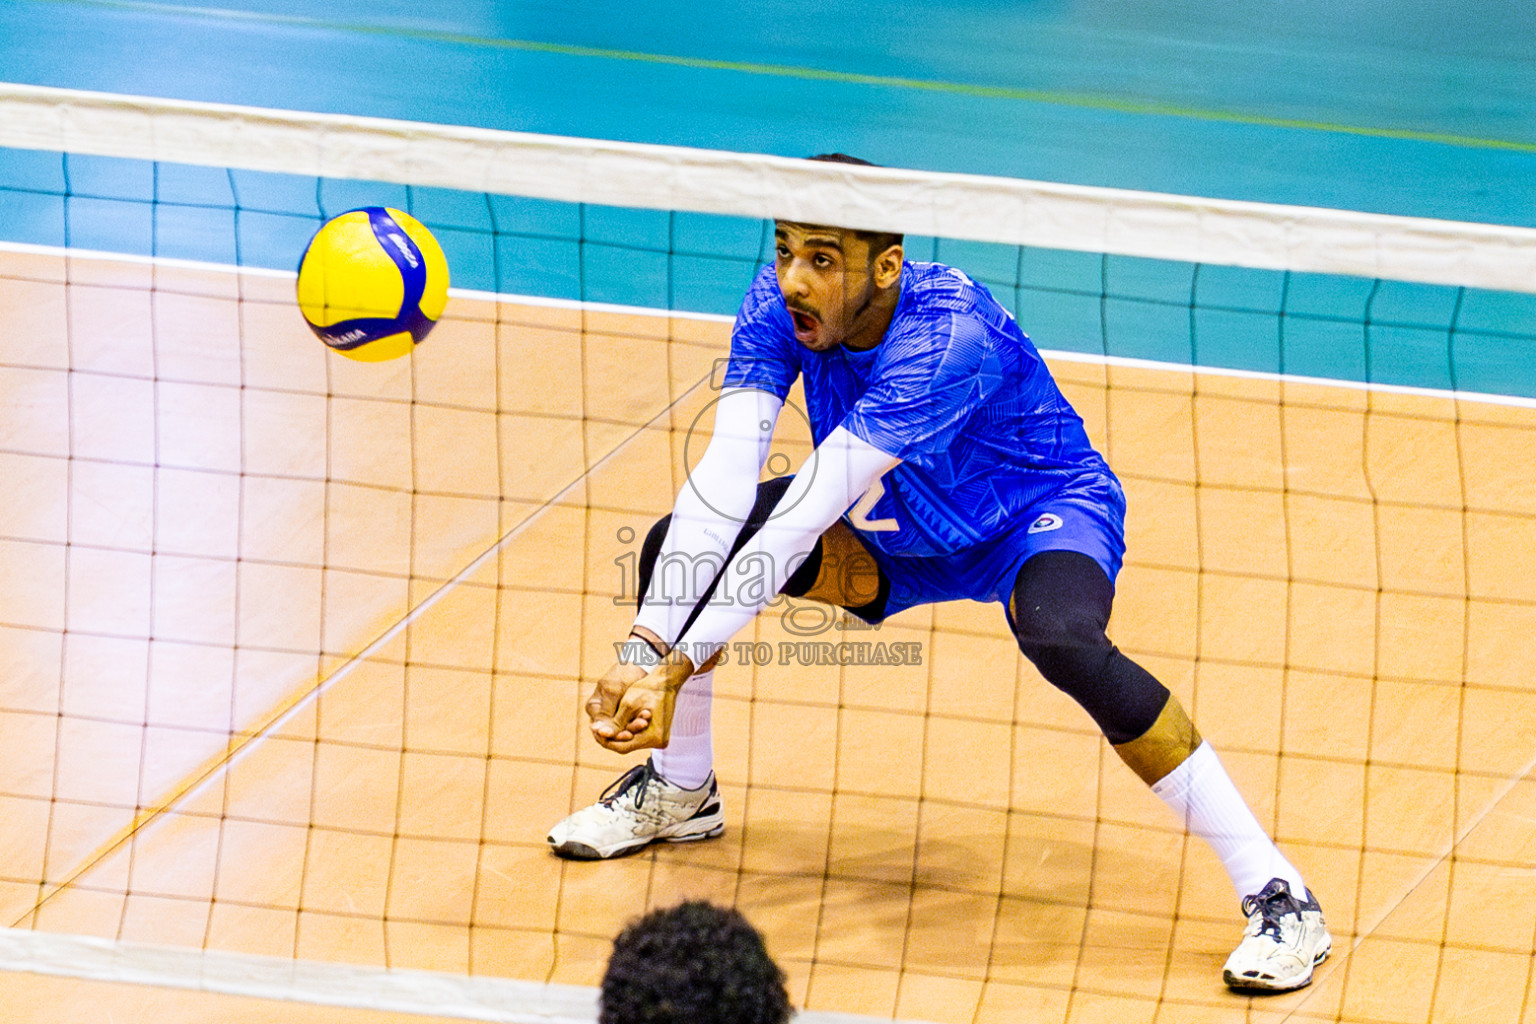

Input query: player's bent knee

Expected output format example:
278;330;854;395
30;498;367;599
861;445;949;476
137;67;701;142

1019;639;1169;745
1010;553;1114;665
1010;550;1168;745
1012;604;1111;660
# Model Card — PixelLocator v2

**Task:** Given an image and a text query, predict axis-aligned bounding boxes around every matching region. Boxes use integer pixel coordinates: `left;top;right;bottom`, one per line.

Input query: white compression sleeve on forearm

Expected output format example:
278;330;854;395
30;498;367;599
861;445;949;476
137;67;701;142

630;388;781;648
674;426;899;656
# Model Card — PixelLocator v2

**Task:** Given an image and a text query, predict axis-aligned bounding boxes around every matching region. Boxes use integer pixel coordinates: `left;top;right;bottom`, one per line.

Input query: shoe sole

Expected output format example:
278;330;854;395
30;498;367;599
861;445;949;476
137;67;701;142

549;821;725;861
1224;945;1331;993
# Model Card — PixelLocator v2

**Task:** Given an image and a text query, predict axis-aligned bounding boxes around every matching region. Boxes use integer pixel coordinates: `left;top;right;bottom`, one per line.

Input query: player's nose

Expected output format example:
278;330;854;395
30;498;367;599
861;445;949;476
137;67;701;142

779;259;812;298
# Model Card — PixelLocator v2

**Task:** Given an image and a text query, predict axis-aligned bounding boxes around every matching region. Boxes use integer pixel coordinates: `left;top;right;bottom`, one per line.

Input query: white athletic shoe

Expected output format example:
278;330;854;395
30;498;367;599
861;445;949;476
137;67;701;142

547;759;724;860
1223;878;1332;992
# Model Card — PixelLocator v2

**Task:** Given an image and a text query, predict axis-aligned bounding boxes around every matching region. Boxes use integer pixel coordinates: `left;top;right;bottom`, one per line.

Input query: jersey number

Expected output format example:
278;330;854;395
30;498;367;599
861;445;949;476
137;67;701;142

849;475;899;532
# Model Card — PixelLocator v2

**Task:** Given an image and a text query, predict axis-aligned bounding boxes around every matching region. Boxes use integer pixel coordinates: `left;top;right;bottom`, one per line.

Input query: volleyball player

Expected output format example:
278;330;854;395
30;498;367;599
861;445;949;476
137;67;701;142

547;156;1332;993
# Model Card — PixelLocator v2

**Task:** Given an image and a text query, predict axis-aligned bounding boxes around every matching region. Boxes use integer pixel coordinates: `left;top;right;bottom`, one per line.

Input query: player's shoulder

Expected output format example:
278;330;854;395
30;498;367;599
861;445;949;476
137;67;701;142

889;261;1021;351
901;261;992;310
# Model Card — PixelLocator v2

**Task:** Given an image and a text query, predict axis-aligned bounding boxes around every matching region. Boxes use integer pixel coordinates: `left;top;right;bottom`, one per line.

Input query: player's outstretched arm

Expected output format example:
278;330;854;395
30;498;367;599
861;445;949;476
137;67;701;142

676;425;899;653
593;427;899;752
587;388;780;751
628;387;781;651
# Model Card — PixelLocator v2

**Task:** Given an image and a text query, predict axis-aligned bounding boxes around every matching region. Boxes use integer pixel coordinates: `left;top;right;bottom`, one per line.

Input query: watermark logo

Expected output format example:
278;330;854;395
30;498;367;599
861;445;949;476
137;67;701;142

614;636;922;668
679;359;820;525
612;528;885;640
606;358;924;663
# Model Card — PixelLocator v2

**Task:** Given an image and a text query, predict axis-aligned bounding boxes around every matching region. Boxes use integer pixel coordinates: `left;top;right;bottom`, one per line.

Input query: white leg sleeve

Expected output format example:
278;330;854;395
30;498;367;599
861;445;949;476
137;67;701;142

1152;741;1308;902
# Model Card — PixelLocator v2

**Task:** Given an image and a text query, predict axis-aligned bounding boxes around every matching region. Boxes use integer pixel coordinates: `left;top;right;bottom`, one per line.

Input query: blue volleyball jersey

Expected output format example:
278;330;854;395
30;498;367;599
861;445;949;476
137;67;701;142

721;261;1121;560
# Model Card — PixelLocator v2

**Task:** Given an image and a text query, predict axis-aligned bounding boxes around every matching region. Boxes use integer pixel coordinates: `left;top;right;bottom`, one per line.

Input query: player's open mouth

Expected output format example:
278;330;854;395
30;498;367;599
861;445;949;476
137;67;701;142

790;309;820;342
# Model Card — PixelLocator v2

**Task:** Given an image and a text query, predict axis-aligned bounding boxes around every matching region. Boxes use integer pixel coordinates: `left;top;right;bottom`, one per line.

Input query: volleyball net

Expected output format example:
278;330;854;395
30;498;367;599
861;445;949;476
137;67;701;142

1;82;1535;1023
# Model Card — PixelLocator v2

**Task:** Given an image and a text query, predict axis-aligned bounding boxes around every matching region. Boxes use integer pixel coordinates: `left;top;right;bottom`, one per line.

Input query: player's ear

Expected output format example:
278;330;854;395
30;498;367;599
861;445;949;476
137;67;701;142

873;243;903;289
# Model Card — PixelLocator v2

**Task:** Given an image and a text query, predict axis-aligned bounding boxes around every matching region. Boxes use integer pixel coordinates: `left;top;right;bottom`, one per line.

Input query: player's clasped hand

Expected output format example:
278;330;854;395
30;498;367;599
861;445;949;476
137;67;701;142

587;652;695;754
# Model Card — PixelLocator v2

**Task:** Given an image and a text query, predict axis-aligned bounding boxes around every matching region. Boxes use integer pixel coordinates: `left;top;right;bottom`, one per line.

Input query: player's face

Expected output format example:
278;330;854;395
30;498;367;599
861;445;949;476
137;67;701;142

773;223;878;352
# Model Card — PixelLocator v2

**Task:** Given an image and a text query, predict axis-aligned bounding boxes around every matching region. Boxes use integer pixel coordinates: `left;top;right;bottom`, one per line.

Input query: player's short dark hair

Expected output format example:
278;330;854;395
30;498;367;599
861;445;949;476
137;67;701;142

804;153;904;261
599;901;791;1024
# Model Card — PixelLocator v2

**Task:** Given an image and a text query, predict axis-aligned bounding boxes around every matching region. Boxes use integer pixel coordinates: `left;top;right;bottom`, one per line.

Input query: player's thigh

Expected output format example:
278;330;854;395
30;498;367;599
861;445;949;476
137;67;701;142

798;520;885;608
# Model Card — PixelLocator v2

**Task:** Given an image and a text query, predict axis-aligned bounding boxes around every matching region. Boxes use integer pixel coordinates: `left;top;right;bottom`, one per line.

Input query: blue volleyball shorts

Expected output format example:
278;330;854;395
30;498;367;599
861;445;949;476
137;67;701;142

848;475;1127;622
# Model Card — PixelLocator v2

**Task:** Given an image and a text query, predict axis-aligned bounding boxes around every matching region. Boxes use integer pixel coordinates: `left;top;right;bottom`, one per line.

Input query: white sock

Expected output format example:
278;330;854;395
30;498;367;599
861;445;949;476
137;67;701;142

1152;741;1308;903
651;668;714;790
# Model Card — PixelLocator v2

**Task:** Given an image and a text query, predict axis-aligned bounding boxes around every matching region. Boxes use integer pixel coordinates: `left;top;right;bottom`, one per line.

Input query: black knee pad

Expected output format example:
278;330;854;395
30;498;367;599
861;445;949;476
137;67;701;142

634;477;823;617
1010;551;1168;744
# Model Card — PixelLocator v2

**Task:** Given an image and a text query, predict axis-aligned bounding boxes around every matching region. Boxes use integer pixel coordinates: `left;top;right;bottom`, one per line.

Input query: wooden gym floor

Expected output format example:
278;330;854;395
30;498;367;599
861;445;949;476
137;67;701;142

0;249;1534;1022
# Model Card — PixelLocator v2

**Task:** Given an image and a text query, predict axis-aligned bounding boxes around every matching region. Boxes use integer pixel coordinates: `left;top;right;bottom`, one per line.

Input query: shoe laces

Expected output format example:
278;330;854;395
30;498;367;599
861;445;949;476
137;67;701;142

599;762;655;810
1241;879;1300;942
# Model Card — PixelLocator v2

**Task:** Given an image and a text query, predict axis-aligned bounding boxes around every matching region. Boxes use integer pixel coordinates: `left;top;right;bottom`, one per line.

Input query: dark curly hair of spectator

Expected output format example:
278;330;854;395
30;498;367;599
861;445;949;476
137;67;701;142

599;901;791;1024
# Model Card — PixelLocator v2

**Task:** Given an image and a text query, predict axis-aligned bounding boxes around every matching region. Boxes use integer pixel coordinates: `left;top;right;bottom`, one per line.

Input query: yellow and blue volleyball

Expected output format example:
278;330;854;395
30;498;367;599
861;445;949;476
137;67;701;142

296;207;450;361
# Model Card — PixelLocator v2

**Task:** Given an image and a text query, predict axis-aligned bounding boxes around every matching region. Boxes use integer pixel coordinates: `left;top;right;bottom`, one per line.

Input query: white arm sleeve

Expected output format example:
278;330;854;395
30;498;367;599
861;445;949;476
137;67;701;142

675;426;900;657
630;387;782;647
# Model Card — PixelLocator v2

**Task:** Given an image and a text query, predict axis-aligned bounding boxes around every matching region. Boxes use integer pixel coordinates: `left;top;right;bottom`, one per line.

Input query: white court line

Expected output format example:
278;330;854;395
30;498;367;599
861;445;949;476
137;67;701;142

0;239;736;323
1285;748;1536;1020
2;239;1530;409
0;927;925;1024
